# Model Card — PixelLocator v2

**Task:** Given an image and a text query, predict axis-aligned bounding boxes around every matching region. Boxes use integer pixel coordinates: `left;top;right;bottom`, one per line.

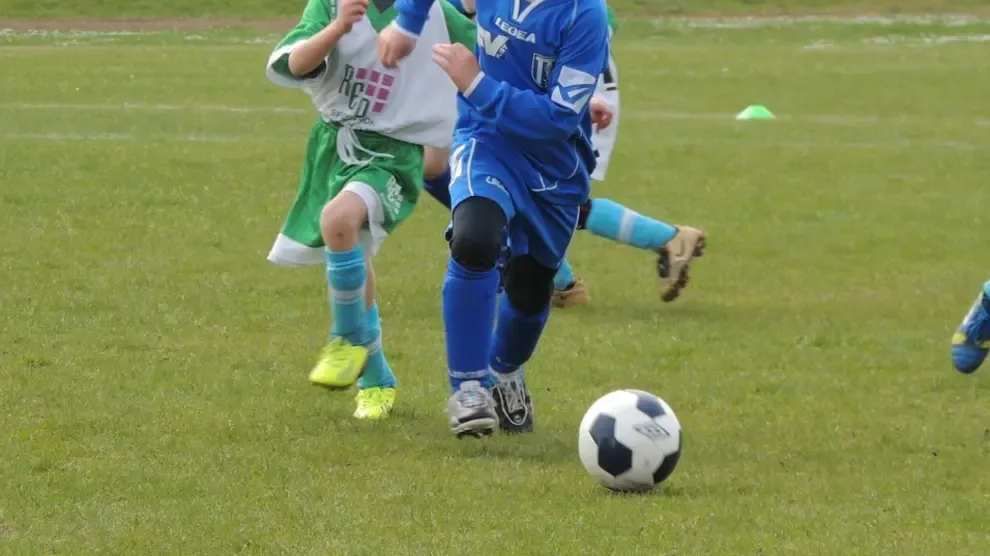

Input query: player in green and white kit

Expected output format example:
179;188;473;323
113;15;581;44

266;0;475;420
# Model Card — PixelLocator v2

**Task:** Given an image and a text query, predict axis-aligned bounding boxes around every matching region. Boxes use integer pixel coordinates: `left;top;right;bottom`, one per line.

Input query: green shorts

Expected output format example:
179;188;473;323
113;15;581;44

268;119;424;267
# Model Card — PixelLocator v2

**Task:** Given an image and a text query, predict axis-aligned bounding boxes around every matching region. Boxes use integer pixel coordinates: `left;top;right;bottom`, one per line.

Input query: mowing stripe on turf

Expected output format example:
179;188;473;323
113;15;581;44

1;131;980;151
2;102;989;127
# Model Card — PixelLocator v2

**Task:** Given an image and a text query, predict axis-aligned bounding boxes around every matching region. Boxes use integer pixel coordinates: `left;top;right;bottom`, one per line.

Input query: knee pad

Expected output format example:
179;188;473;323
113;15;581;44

448;197;506;271
577;200;592;230
503;255;557;314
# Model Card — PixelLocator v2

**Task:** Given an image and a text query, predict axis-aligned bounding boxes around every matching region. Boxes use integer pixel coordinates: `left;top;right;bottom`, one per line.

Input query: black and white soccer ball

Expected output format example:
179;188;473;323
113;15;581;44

578;389;682;492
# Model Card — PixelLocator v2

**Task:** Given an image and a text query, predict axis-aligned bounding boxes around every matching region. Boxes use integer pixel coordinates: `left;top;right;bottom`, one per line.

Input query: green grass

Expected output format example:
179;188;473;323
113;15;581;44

2;0;990;21
3;17;990;556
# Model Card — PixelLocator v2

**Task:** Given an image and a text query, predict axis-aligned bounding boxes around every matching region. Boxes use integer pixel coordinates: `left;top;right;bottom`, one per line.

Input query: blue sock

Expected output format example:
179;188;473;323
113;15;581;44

585;198;677;251
984;279;990;299
553;258;575;291
490;295;550;374
423;169;452;209
442;258;499;391
327;246;367;345
357;303;397;389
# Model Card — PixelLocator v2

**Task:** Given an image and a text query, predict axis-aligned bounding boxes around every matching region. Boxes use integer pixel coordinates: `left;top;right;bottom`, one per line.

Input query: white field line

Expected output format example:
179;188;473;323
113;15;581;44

1;15;989;49
1;132;286;143
0;102;309;114
0;131;980;151
2;101;989;127
665;14;990;29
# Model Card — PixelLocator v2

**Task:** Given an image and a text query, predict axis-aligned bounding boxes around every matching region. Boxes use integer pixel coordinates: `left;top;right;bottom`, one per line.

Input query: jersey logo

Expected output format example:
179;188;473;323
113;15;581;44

550;66;597;113
477;27;509;58
531;54;555;89
494;17;536;43
338;64;395;116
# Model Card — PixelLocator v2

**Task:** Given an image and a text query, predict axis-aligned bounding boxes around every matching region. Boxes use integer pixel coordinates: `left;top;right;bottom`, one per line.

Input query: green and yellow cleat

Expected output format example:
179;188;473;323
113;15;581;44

353;387;396;420
308;337;368;390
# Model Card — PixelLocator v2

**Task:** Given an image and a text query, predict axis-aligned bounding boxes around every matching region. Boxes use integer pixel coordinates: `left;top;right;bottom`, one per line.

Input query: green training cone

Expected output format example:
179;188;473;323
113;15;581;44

735;105;776;120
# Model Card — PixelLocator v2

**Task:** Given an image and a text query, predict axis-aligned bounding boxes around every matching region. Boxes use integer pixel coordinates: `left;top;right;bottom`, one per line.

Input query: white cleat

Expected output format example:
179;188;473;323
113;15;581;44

657;226;707;302
446;381;497;438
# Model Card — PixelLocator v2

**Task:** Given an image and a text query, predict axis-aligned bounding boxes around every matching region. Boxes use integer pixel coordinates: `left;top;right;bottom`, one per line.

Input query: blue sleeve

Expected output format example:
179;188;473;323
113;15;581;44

395;0;436;36
462;5;608;142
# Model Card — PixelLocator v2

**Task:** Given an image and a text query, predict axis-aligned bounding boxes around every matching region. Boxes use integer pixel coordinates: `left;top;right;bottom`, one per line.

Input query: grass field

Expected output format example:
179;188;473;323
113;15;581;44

3;0;990;20
3;9;990;556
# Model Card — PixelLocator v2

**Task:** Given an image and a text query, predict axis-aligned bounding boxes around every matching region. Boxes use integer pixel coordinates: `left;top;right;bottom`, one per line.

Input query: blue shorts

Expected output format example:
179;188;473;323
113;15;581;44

448;138;584;269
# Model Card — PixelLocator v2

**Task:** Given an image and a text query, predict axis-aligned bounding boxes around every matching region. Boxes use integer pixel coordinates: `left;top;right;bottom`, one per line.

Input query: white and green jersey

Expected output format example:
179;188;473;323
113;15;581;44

267;0;476;150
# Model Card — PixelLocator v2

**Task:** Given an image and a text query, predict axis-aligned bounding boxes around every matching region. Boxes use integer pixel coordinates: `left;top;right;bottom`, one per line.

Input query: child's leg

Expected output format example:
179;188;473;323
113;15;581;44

423;169;452;209
550;256;590;308
358;300;396;390
310;191;370;390
582;198;677;251
442;151;512;436
489;202;581;433
490;255;556;380
353;294;398;420
336;147;421;417
576;198;707;303
423;147;452;209
356;260;396;391
443;197;505;394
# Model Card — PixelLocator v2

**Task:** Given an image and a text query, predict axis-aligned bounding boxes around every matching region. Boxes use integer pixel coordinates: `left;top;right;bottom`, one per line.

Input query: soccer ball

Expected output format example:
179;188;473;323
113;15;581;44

577;389;682;492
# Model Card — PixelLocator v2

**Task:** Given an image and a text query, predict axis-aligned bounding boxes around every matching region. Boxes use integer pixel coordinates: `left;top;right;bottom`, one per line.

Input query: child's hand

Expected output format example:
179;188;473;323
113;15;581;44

590;97;614;131
378;23;417;68
331;0;369;34
432;43;480;93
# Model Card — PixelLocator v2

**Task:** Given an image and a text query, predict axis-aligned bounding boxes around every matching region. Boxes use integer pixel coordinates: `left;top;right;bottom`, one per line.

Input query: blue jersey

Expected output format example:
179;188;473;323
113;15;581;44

396;0;610;194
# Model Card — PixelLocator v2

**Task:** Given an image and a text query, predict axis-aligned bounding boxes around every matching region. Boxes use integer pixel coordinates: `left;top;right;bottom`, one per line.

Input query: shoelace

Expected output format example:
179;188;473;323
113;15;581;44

500;380;526;413
336;124;395;167
459;388;487;410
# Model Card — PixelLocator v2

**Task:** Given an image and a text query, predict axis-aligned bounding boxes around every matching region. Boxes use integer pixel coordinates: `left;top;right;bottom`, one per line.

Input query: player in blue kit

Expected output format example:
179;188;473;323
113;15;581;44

379;0;609;436
417;0;707;307
951;280;990;373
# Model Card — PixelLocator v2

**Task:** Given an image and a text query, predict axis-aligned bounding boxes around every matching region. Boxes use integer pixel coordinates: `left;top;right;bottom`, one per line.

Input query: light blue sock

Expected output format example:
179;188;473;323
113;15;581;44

327;246;367;345
984;279;990;298
585;198;677;251
553;258;575;291
357;303;396;389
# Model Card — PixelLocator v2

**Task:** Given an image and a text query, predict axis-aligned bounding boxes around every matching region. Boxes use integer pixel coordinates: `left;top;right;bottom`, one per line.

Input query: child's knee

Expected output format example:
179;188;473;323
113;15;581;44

320;192;368;245
503;255;556;314
449;197;506;271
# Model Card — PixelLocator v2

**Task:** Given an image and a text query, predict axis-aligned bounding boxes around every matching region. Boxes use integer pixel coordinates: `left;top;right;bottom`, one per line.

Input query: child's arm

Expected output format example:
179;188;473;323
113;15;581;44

267;0;333;87
287;24;346;77
287;0;368;77
457;5;609;141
